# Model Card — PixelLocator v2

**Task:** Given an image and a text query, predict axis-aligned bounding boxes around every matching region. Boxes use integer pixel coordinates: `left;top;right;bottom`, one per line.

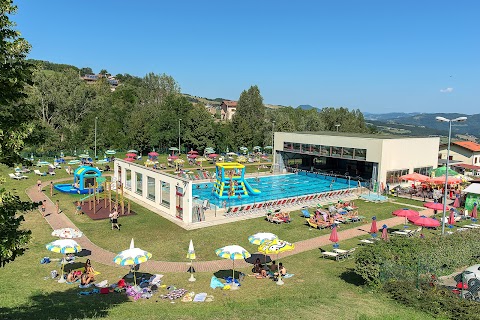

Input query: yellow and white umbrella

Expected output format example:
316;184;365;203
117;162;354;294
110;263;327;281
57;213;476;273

46;239;82;282
249;232;278;266
187;239;196;282
113;239;152;285
215;245;251;280
258;239;294;285
236;156;247;163
196;157;208;167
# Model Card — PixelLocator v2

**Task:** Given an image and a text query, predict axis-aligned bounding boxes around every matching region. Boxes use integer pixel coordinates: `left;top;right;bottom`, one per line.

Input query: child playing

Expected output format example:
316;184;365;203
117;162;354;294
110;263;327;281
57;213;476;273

55;200;60;215
41;200;46;217
75;201;82;215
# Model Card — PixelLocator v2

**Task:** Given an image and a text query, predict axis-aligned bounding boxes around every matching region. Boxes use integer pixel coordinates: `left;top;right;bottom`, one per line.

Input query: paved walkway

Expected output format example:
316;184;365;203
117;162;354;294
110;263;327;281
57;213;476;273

26;181;434;273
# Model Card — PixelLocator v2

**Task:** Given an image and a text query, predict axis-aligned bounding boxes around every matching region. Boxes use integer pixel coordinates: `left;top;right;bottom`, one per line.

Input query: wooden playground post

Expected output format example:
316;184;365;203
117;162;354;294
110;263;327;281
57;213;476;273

93;182;96;214
108;181;112;212
88;186;92;211
115;181;119;209
104;181;107;208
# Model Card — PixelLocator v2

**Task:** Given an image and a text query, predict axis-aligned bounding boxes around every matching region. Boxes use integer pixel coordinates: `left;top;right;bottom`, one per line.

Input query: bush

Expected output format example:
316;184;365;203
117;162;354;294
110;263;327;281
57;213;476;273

384;281;480;320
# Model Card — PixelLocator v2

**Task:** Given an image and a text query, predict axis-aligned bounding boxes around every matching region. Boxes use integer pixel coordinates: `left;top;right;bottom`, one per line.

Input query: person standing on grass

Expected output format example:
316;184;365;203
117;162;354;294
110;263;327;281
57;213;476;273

75;201;82;215
109;207;120;230
37;179;42;192
41;200;46;217
56;200;60;215
50;181;54;197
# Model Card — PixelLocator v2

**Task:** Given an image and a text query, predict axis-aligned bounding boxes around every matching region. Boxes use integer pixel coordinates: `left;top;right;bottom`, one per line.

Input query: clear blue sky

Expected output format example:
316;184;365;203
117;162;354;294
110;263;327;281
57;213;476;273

14;0;480;114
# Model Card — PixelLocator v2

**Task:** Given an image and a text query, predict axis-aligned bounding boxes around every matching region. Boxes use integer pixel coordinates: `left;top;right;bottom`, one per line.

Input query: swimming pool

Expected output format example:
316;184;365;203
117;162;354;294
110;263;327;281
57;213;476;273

192;172;358;207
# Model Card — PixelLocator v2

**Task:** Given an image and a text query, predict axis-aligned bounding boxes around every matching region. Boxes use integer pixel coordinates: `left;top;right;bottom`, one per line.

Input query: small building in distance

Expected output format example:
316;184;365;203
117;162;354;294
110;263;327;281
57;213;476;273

439;141;480;166
81;74;119;91
220;100;237;120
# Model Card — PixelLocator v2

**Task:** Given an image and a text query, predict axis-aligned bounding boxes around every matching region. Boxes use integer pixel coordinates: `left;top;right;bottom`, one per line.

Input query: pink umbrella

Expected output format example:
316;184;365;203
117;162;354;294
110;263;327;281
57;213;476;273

148;151;159;156
408;216;441;228
370;217;378;236
168;155;179;160
424;202;450;210
448;209;455;225
399;173;430;183
453;197;460;208
187;154;199;159
429;176;462;185
188;150;198;154
126;153;137;157
472;203;478;219
381;224;389;241
329;225;339;245
124;158;135;162
392;208;419;225
208;153;219;158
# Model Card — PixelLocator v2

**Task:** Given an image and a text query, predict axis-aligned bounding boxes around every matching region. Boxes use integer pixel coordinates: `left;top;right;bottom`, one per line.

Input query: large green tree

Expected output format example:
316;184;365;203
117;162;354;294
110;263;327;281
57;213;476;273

0;0;40;267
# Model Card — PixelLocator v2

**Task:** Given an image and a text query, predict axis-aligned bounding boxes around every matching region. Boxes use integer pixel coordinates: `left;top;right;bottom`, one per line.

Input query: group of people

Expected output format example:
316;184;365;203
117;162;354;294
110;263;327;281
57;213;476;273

253;258;287;280
66;259;96;285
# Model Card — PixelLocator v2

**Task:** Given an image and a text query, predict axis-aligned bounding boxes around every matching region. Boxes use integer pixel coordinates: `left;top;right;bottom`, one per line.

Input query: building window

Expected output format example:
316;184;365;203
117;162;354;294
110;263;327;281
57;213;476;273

354;149;367;160
313;144;321;154
283;142;293;150
331;146;341;157
125;169;132;190
414;166;433;176
135;172;143;195
448;156;453;161
292;143;301;152
147;176;155;201
386;169;409;184
342;148;354;159
320;146;331;157
161;181;170;207
301;144;311;153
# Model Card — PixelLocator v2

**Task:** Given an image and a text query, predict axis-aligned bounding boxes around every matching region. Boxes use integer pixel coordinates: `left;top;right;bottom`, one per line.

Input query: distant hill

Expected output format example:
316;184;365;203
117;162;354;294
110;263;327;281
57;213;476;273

363;112;421;121
297;104;316;110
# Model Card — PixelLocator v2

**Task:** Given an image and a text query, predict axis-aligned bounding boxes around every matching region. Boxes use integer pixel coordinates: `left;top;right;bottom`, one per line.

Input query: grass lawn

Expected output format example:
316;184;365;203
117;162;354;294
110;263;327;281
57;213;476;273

0;199;435;320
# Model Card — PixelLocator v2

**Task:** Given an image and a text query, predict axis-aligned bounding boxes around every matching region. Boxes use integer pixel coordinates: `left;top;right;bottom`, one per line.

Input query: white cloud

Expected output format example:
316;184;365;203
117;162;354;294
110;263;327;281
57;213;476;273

440;87;454;93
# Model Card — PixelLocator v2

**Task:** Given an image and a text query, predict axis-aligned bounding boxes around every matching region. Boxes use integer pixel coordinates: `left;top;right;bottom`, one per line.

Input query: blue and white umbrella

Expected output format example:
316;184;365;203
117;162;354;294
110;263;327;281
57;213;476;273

215;245;251;280
113;239;152;285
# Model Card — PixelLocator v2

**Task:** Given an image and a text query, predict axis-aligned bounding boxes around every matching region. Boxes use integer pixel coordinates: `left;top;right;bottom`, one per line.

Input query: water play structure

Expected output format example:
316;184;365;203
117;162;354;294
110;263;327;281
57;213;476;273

213;162;261;199
54;166;104;194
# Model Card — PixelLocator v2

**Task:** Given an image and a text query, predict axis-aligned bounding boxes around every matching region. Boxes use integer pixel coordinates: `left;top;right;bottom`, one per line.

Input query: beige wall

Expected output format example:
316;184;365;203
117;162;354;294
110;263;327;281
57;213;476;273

274;132;439;184
438;145;480;165
114;159;193;224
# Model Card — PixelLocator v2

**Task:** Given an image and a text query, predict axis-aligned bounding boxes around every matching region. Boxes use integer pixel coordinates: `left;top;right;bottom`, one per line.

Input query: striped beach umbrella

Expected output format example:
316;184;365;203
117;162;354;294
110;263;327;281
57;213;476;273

215;245;251;280
113;239;152;285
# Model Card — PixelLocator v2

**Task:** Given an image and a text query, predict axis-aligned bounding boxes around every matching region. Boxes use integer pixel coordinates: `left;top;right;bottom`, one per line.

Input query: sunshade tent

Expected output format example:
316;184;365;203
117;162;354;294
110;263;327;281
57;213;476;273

399;173;430;182
46;239;82;282
431;166;459;177
127;150;138;153
248;232;277;265
429;176;462;185
392;208;420;225
258;239;294;285
408;215;441;228
113;239;152;285
215;245;251;280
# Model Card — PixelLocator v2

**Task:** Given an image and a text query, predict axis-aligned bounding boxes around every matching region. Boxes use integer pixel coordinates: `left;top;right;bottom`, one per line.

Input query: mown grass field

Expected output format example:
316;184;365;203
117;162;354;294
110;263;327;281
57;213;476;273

0;163;442;319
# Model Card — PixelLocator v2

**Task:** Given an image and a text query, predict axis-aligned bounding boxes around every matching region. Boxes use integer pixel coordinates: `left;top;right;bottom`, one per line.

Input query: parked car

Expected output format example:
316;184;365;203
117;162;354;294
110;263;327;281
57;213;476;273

463;264;480;287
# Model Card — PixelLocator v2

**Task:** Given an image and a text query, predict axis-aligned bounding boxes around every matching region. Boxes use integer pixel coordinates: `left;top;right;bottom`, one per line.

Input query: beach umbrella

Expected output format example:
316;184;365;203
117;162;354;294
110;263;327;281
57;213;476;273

408;215;441;228
46;239;82;282
174;159;185;164
236;155;247;163
264;146;273;149
448;209;456;225
127;150;138;153
208;153;219;159
168;155;179;160
169;147;179;151
68;160;80;165
187;154;199;159
248;232;277;266
186;240;196;282
124;158;135;162
78;154;89;158
188;150;198;154
472;203;478;220
258;239;294;285
215;245;251;281
51;228;83;239
429;176;462;185
114;239;152;285
424;202;450;211
226;152;237;156
329;224;339;248
392;208;419;225
125;153;137;157
105;150;116;155
196;157;207;167
148;151;159;157
399;173;430;183
370;216;378;238
381;224;389;241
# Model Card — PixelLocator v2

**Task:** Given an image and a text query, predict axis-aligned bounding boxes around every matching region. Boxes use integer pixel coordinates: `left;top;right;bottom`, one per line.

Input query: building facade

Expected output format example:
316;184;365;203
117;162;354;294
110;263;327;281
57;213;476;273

220;100;237;120
438;141;480;166
273;132;440;185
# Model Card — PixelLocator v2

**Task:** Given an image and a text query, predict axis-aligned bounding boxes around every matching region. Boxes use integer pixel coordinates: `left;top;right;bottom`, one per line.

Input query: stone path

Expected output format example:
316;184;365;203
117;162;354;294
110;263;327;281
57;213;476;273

27;181;434;273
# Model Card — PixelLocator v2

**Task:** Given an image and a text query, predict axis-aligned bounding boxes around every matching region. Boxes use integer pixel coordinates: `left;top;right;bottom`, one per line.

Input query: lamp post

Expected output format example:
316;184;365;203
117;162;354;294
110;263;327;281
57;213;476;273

335;124;341;132
178;118;182;154
272;120;275;172
436;116;467;235
94;117;98;159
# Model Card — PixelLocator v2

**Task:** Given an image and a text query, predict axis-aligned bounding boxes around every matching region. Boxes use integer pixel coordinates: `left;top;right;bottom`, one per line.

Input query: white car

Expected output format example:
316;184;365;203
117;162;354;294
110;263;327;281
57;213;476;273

463;264;480;287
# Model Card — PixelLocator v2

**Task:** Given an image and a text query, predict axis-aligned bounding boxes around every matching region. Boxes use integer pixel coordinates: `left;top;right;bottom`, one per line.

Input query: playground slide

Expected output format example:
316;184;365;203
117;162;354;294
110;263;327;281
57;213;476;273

242;180;261;195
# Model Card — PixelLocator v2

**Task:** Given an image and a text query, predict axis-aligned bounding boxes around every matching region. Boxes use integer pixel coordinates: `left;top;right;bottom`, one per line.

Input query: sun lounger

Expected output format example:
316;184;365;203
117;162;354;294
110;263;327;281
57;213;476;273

359;239;375;245
34;169;47;176
463;224;480;229
321;251;344;261
9;173;23;180
301;209;311;218
392;230;413;237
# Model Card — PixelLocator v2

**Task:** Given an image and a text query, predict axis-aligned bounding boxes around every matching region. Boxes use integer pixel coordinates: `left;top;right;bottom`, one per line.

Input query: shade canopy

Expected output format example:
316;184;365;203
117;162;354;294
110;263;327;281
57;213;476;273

113;239;152;266
408;216;441;227
46;239;82;254
424;202;450;210
399;173;430;182
429;176;462;185
392;208;420;218
215;245;251;260
431;166;459;177
248;232;277;245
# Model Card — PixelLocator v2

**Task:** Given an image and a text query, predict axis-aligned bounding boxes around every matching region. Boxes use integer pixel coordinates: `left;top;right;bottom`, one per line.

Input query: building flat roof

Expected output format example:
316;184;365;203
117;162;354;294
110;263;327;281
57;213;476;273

283;131;436;140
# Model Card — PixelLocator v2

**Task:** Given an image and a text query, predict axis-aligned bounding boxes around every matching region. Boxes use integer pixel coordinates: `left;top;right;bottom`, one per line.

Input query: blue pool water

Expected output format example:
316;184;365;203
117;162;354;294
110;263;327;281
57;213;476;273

192;172;358;207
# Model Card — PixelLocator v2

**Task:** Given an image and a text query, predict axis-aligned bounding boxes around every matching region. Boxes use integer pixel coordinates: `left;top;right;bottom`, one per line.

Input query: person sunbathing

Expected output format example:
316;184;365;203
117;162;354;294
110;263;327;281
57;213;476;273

80;272;94;286
66;270;81;283
253;258;263;273
84;259;96;281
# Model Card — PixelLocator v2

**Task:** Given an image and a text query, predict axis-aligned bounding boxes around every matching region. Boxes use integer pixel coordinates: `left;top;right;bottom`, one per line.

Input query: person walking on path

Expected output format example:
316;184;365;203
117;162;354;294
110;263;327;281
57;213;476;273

37;179;42;192
50;181;54;197
55;200;60;215
109;207;120;230
41;200;46;217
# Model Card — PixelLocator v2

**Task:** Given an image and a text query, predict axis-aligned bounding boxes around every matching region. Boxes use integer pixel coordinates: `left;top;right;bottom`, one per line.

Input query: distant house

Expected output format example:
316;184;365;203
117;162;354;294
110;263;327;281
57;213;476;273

438;141;480;165
220;100;237;120
81;74;119;91
205;104;217;117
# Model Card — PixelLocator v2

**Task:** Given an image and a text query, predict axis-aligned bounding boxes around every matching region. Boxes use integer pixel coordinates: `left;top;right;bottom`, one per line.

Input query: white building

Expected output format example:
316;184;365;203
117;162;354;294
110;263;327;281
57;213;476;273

273;132;440;185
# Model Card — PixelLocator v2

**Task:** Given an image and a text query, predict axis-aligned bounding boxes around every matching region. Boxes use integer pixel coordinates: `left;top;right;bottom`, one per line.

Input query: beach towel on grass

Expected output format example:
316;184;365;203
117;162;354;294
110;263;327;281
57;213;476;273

283;273;294;278
193;292;207;302
210;276;224;289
